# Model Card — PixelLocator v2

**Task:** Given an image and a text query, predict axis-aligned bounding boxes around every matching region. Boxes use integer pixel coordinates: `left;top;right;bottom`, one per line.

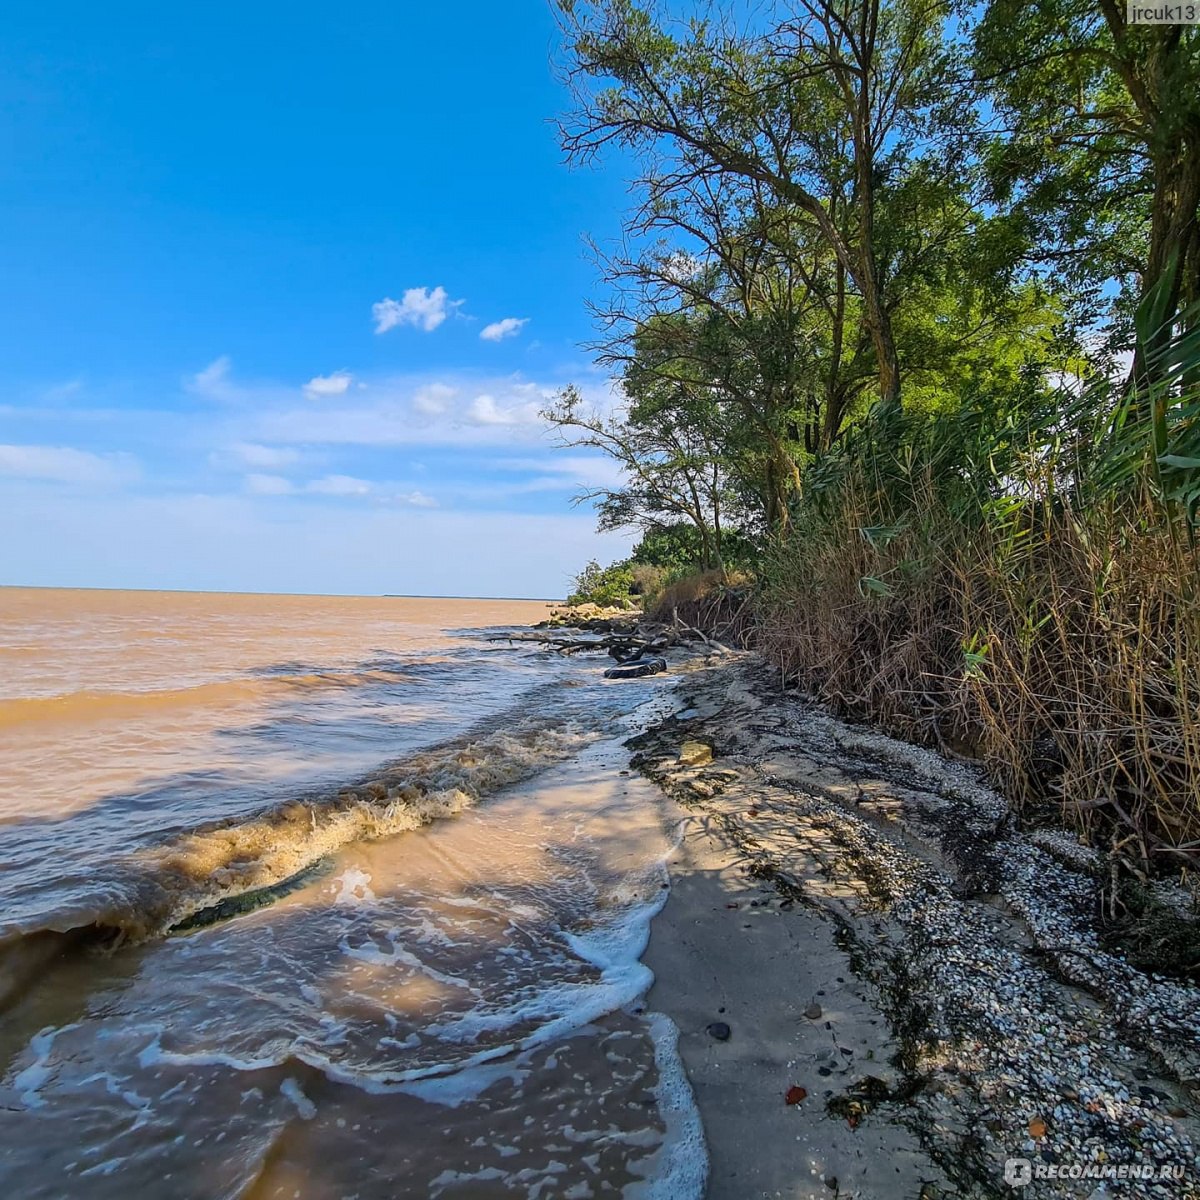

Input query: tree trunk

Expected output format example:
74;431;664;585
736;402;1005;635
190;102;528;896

1130;136;1200;394
822;257;848;449
852;86;902;410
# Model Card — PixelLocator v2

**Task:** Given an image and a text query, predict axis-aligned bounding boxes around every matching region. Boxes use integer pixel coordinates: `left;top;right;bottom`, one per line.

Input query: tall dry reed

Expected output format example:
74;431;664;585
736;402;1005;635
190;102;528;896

758;474;1200;874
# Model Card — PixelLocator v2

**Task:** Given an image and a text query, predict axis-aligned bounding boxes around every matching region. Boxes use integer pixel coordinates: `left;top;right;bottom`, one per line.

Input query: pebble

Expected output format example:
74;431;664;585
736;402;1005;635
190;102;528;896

678;740;713;767
706;1022;731;1042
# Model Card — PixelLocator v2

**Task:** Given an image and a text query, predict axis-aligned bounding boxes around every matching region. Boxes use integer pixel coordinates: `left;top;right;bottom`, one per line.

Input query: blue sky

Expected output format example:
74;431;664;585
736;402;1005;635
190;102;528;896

0;1;634;597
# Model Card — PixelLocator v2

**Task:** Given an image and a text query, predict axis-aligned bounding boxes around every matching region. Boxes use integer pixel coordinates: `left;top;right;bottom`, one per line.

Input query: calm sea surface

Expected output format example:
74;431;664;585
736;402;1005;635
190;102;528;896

0;588;703;1199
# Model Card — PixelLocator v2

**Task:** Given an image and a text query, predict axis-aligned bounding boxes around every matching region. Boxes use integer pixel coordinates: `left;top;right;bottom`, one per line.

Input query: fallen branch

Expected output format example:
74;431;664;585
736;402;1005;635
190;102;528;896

678;622;735;656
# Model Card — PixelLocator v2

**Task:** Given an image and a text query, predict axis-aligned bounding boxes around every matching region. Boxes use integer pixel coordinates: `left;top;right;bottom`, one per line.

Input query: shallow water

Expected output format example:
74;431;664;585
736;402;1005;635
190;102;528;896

0;588;704;1198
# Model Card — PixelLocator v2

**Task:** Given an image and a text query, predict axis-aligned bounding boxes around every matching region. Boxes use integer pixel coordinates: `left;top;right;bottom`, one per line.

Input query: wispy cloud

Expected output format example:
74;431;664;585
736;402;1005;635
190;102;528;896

0;443;138;486
466;392;541;426
43;379;85;403
467;394;512;425
307;473;370;496
244;472;294;495
413;383;456;415
495;454;626;490
223;442;302;470
387;489;438;508
480;317;528;342
241;471;439;509
250;373;565;448
372;287;461;334
0;354;632;594
189;355;234;397
303;371;353;399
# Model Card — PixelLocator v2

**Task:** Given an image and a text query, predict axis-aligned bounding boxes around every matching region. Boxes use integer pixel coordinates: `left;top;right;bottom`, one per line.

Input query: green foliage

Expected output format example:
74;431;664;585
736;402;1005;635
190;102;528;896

973;0;1200;337
553;0;1093;547
631;523;758;574
566;559;637;607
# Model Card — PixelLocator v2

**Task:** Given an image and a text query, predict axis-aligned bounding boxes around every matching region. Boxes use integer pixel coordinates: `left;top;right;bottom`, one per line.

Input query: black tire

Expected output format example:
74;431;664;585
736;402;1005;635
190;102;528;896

603;657;667;680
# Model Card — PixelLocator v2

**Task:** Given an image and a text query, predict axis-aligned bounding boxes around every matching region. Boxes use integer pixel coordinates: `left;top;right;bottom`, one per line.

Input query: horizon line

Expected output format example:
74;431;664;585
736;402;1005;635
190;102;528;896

0;583;564;603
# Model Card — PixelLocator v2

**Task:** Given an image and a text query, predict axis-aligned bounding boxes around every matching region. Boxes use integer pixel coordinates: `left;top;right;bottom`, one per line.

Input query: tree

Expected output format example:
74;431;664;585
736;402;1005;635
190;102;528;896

541;381;736;568
556;0;967;410
973;0;1200;372
586;188;859;533
550;0;1084;557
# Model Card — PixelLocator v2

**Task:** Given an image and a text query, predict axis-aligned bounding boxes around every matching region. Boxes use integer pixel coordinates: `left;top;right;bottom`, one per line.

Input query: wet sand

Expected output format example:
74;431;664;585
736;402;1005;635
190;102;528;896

634;658;1199;1199
645;823;949;1198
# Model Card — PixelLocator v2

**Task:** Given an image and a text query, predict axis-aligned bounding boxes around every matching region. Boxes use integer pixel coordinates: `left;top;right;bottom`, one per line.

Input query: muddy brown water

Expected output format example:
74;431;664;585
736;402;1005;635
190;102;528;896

0;588;704;1198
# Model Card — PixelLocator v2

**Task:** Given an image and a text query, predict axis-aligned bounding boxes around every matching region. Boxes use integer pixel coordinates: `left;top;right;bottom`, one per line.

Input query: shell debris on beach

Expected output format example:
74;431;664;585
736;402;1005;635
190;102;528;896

630;658;1200;1199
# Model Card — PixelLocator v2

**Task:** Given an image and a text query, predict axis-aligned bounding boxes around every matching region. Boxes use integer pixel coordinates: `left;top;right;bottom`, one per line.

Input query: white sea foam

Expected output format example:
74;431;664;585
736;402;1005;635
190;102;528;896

279;1076;317;1120
336;932;478;993
396;1052;534;1108
332;866;375;906
11;1024;79;1109
625;1012;708;1200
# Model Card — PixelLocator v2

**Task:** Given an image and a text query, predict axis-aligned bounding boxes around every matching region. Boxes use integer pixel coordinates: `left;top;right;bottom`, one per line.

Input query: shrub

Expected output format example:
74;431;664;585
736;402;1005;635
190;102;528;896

628;562;668;600
566;559;636;608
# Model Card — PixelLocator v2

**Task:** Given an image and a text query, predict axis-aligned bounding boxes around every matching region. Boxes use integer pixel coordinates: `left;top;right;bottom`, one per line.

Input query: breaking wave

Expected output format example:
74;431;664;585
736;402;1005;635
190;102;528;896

0;714;602;970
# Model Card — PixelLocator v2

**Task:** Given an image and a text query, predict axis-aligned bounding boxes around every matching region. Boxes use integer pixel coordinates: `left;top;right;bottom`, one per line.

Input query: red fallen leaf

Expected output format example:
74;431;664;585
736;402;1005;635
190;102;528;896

785;1086;807;1105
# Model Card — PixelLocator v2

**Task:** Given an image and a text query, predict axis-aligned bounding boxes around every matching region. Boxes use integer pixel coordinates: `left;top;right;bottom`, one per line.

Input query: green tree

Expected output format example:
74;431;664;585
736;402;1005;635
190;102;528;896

973;0;1200;369
541;381;735;568
557;0;968;410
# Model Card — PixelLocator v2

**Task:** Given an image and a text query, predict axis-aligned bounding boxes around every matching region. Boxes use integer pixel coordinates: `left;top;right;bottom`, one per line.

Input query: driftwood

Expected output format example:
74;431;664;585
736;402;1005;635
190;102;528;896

674;620;735;656
489;619;732;661
667;607;736;656
486;632;626;655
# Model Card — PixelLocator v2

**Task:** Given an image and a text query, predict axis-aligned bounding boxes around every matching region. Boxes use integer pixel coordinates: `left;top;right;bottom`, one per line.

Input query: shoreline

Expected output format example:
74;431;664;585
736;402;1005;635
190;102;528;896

633;655;1199;1199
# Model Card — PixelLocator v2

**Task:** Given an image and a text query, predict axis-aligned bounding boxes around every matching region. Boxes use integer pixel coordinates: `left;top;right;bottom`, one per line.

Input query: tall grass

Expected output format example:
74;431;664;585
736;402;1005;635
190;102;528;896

758;270;1200;874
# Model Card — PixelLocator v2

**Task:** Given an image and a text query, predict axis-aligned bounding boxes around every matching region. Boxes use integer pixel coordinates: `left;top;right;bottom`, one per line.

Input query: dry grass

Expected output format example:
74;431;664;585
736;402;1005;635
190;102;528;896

647;568;727;616
647;569;757;645
757;479;1200;874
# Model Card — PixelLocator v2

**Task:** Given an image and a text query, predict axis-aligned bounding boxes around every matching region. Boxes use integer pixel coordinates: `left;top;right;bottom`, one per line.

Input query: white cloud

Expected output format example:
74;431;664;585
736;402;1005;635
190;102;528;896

496;454;627;490
480;317;528;342
372;287;461;334
467;394;512;425
662;251;705;283
247;373;565;448
392;490;437;508
466;393;542;426
303;371;353;399
225;442;301;470
43;379;84;403
413;383;456;415
0;444;137;486
244;473;294;495
306;474;371;496
190;356;233;396
245;472;430;502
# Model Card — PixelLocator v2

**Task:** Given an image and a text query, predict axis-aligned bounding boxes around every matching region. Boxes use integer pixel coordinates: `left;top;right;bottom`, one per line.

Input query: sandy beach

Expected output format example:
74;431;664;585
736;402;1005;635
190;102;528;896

633;656;1199;1199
